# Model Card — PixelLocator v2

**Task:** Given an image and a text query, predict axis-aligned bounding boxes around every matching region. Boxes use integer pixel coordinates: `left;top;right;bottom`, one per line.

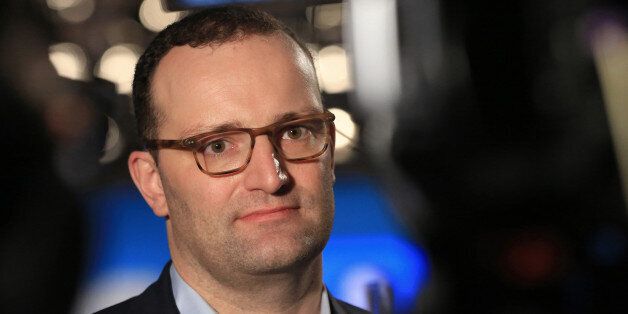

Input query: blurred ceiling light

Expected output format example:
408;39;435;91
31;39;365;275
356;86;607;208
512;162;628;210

139;0;184;32
314;4;343;30
95;44;141;95
48;42;88;81
590;19;628;209
329;107;358;163
46;0;80;10
317;45;352;94
346;0;401;110
57;0;95;23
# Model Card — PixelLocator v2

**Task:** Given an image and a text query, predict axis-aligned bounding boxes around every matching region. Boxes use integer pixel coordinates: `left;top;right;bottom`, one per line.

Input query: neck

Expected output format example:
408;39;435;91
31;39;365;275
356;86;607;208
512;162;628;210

172;254;324;314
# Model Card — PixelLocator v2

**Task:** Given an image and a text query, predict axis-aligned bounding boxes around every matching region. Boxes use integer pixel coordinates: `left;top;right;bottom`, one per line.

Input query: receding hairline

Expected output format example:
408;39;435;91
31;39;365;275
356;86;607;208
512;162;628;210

147;32;320;136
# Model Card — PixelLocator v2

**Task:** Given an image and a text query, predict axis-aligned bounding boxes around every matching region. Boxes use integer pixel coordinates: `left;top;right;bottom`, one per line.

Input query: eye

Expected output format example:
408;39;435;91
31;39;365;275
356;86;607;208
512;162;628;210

205;140;228;154
282;126;309;140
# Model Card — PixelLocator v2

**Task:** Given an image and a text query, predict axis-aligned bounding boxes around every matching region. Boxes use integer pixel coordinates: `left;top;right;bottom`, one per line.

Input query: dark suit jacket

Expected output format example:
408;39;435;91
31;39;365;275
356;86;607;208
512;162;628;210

95;262;370;314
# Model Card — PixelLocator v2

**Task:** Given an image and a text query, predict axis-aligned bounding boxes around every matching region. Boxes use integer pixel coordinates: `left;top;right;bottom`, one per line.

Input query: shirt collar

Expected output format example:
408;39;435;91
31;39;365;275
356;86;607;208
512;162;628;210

320;287;332;314
170;264;331;314
170;264;217;314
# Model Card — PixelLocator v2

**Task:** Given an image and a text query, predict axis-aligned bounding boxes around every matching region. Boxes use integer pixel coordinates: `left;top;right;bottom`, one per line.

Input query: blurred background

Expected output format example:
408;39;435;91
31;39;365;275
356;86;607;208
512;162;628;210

1;0;628;313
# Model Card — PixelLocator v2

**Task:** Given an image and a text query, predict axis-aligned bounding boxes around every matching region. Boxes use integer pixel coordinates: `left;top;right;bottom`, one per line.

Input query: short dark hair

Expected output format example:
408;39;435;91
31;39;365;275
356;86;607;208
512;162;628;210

132;5;315;148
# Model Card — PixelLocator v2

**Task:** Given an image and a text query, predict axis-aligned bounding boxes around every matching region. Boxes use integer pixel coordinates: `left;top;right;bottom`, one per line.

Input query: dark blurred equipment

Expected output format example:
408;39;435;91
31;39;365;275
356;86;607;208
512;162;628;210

367;281;394;314
0;82;85;314
384;0;628;313
0;1;86;312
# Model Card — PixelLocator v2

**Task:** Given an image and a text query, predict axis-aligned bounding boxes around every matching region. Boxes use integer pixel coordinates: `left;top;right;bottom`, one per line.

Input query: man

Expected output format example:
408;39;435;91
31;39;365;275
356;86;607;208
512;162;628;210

97;6;368;314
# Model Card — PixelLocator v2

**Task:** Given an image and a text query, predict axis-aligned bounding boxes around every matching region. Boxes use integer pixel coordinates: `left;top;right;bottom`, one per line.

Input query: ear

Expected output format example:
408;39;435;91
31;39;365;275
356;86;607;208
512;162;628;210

128;151;169;218
329;123;336;182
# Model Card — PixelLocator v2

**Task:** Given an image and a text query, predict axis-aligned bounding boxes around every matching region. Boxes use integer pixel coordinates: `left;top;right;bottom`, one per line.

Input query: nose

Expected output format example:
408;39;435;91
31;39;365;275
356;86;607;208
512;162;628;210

242;135;289;193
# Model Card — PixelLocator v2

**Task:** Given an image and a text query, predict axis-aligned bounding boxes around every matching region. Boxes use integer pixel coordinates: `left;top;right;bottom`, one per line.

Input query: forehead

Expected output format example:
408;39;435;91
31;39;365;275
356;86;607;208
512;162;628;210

151;33;321;137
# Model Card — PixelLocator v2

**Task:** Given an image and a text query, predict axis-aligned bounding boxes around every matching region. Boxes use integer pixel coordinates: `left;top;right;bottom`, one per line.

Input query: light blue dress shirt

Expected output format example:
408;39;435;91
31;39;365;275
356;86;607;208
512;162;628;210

170;264;331;314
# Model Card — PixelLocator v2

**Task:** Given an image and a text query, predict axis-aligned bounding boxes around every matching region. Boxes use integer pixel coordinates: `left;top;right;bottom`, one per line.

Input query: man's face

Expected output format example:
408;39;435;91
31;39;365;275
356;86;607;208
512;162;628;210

150;34;334;278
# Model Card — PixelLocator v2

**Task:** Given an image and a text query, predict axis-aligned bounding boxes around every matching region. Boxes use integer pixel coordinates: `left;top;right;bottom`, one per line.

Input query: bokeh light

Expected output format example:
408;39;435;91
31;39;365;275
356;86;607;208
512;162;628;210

329;107;358;163
317;45;352;94
313;3;343;30
48;42;88;81
139;0;184;33
94;44;141;95
99;117;125;165
46;0;81;10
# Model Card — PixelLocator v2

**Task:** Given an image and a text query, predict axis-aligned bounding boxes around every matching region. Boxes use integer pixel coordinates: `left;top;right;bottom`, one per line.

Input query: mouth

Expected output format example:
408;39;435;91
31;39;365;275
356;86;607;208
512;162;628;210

237;206;299;223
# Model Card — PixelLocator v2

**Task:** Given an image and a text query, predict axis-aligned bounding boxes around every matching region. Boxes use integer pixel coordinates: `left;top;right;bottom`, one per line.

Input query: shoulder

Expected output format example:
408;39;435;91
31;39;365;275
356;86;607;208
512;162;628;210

329;294;371;314
94;294;146;314
94;263;179;314
335;300;371;314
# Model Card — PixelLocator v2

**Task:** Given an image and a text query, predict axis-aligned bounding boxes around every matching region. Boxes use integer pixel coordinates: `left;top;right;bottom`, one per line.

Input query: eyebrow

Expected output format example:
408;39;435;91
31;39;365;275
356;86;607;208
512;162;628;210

273;109;321;123
180;120;243;138
179;108;323;138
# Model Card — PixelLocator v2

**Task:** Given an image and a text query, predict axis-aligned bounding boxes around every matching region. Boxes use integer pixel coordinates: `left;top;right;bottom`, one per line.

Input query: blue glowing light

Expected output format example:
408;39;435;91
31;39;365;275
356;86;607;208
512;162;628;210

323;234;429;313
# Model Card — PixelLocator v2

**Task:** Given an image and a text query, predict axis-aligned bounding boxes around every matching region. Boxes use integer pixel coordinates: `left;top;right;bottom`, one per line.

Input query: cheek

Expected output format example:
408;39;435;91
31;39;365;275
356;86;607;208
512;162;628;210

287;158;334;194
186;176;240;218
288;162;323;184
163;159;239;216
167;176;239;243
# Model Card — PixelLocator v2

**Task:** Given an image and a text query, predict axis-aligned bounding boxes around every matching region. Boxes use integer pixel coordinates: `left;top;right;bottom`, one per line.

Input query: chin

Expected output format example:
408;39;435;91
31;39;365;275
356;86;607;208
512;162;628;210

238;231;329;275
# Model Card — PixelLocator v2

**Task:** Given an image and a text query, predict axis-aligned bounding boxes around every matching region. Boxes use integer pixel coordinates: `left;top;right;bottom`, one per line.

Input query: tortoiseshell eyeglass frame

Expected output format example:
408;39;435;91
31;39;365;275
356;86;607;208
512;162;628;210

144;111;336;177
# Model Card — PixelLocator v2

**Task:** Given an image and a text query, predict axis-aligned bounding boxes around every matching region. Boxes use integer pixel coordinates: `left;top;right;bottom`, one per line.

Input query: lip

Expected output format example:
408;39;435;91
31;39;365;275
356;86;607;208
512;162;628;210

237;206;299;222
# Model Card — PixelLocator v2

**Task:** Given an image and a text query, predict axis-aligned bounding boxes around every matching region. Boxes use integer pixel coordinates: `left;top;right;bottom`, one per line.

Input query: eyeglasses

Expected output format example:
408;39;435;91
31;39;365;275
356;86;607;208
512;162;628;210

145;111;335;176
